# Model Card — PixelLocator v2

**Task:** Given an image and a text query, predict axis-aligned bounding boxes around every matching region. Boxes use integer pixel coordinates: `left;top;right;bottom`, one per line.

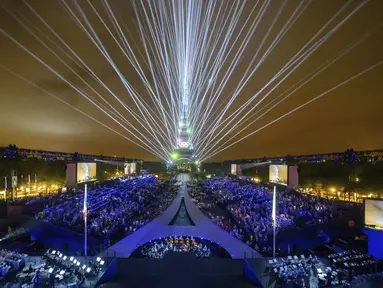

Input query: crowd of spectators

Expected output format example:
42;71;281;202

189;176;358;256
26;176;178;245
0;249;26;282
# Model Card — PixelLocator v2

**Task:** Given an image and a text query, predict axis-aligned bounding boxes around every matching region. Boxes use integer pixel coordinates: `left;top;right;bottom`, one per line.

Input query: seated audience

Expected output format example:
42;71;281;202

25;176;177;246
189;176;358;256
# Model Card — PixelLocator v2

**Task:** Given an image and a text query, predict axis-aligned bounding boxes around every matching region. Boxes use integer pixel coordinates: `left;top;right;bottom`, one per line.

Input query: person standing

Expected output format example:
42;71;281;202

309;267;318;288
49;272;55;287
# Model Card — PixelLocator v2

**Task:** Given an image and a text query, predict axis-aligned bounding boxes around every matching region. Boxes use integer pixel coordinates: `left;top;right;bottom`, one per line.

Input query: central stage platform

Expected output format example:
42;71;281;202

100;174;259;258
99;256;258;288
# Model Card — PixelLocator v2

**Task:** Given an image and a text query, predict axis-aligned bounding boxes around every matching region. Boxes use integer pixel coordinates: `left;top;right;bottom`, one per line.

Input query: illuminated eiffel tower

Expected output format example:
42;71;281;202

173;115;194;162
169;76;197;166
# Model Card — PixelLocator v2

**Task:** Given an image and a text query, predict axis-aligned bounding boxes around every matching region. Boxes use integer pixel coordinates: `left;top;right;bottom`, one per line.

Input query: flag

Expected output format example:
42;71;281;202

272;186;276;222
83;184;87;221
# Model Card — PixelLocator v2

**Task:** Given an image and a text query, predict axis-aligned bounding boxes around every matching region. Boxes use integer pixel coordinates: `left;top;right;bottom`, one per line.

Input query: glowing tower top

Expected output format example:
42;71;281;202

171;73;194;163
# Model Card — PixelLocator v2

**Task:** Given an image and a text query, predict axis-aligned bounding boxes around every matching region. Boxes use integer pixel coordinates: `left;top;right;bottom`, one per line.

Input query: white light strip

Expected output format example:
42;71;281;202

0;0;376;162
201;59;383;162
0;64;167;160
198;1;368;159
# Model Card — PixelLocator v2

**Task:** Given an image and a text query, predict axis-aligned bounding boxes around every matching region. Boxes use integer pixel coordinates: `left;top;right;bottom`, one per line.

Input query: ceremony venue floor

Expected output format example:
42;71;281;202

100;174;258;258
99;256;257;288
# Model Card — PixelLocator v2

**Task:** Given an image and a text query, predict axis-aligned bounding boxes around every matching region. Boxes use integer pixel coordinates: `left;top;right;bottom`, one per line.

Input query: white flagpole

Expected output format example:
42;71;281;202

12;173;16;201
84;184;88;258
272;186;276;258
4;176;7;201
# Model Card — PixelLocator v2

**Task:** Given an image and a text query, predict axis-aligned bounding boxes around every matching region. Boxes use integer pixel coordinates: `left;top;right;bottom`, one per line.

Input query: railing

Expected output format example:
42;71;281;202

1;146;142;163
224;149;383;165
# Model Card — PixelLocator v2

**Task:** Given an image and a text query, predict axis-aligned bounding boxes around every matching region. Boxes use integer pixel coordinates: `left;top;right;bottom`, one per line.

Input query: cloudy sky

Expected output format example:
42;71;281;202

0;0;382;161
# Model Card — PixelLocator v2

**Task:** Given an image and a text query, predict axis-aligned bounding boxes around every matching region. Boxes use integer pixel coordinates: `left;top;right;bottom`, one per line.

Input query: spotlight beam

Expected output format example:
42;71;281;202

190;0;267;135
131;0;178;139
68;0;175;152
5;6;170;156
201;59;383;162
189;0;252;135
88;0;176;148
197;0;367;158
196;0;344;152
196;0;287;150
1;0;377;162
200;24;381;161
21;0;173;156
194;0;310;147
0;28;169;160
0;64;168;161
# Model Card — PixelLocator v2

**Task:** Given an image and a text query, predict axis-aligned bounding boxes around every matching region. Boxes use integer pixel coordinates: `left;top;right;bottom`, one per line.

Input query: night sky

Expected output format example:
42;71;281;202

0;0;382;161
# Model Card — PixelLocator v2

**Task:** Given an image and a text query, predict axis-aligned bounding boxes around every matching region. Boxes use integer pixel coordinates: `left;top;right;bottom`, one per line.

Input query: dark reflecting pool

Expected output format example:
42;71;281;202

169;197;195;226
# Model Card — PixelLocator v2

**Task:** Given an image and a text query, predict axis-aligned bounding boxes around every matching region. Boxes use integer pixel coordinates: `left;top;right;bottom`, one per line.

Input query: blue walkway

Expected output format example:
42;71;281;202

100;174;259;259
